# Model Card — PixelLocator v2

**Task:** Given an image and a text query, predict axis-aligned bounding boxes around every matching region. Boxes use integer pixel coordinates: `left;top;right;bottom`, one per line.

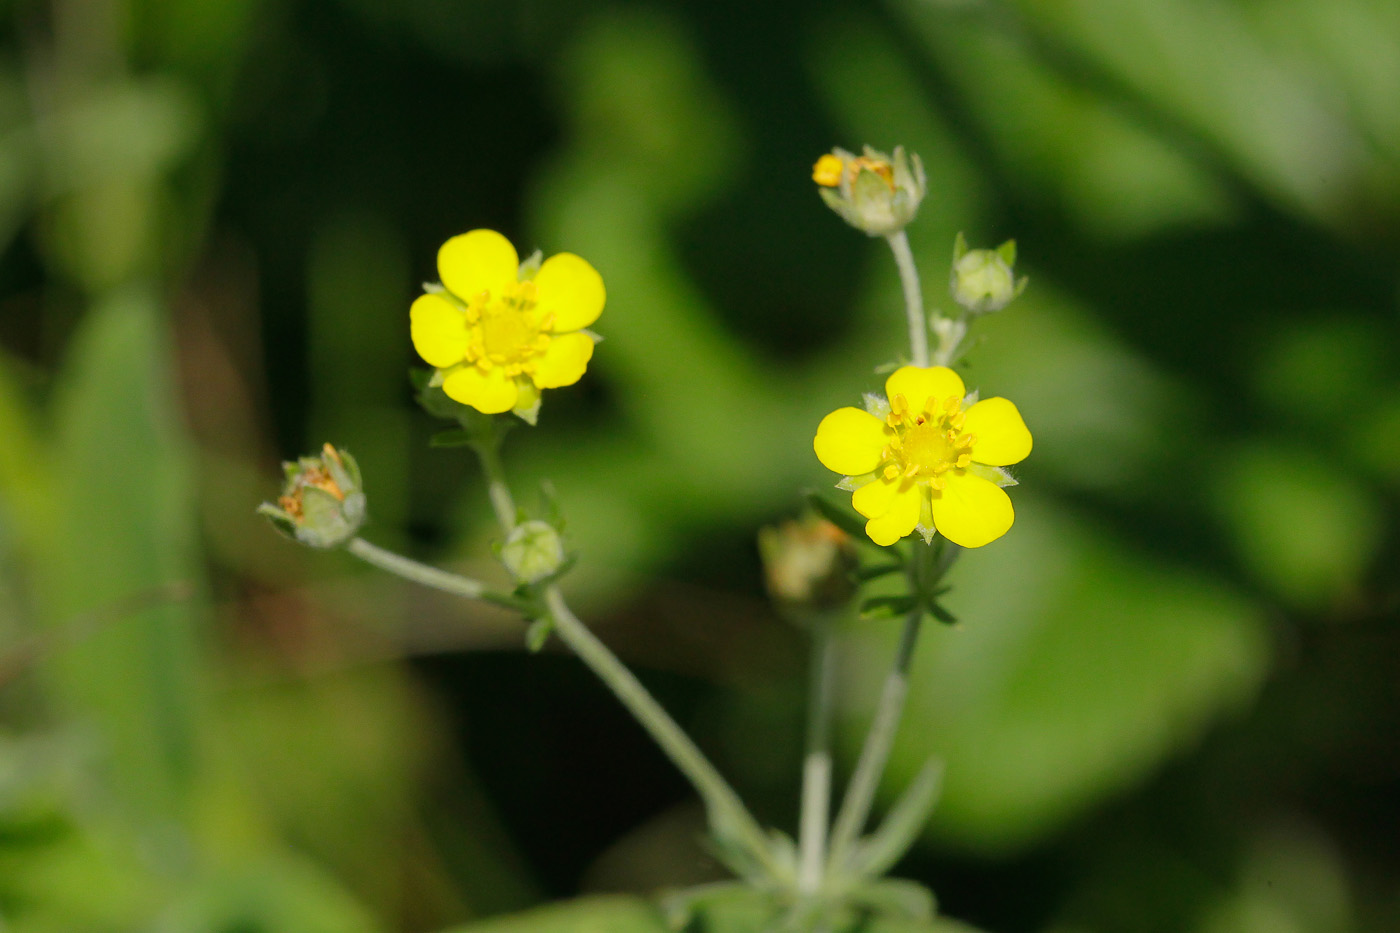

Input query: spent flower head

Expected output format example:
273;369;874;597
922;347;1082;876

812;146;926;237
258;444;366;549
814;366;1031;548
411;229;604;420
758;515;858;616
950;233;1025;314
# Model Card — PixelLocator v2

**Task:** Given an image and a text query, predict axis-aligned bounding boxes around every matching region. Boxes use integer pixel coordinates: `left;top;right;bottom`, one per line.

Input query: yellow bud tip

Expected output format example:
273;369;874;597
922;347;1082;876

813;154;844;187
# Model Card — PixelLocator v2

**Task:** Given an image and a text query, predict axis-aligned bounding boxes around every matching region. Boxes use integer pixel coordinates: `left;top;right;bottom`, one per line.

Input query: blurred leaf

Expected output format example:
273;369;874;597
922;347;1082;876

1212;444;1381;610
153;855;382;933
42;288;207;823
441;895;668;933
852;758;944;878
848;500;1269;854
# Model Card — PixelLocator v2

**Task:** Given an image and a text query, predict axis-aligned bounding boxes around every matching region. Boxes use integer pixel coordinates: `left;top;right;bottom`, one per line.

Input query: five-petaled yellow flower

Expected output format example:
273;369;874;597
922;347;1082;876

411;229;604;416
814;366;1031;548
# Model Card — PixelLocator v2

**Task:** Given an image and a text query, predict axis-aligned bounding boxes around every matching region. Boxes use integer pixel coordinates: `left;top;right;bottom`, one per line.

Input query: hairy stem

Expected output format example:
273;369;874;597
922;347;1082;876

798;619;838;894
827;607;924;871
886;230;928;367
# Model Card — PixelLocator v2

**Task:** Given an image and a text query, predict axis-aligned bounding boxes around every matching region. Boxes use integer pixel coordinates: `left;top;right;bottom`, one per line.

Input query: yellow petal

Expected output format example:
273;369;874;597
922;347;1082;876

438;229;518;302
535;252;605;332
884;366;966;415
963;397;1032;466
443;365;518;414
865;485;921;546
814;407;888;476
930;472;1014;548
532;332;594;389
852;475;900;519
410;294;470;368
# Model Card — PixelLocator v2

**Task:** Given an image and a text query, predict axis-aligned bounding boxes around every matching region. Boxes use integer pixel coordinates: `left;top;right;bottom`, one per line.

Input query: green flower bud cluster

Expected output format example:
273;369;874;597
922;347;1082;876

500;519;568;585
258;444;365;549
812;146;926;237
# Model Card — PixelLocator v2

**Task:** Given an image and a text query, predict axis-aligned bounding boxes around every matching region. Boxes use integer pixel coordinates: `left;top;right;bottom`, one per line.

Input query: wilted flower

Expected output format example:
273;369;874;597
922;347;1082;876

812;146;926;236
258;444;366;549
758;515;858;615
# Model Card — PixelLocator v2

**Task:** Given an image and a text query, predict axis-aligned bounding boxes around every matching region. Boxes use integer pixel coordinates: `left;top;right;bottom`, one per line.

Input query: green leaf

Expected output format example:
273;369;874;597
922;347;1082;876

804;490;872;544
860;595;918;621
524;617;553;652
43;289;209;821
851;758;944;879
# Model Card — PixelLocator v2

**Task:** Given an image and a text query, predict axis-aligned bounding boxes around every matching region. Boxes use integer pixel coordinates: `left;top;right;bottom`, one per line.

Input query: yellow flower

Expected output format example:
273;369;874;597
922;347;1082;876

814;366;1031;548
410;229;604;416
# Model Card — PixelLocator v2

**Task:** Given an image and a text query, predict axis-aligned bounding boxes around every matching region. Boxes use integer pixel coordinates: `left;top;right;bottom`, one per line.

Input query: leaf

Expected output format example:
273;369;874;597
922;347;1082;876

439;895;669;933
860;595;918;621
804;490;872;544
43;288;209;820
851;758;944;879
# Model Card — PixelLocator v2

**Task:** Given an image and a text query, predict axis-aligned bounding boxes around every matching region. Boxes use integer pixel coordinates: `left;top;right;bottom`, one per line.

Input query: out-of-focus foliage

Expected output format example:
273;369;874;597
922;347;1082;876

2;0;1398;931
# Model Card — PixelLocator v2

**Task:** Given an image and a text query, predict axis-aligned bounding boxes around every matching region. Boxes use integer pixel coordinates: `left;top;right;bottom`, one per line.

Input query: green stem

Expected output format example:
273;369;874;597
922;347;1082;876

466;432;778;878
471;437;517;530
798;618;838;894
827;605;924;871
886;229;928;367
346;537;485;599
542;586;778;876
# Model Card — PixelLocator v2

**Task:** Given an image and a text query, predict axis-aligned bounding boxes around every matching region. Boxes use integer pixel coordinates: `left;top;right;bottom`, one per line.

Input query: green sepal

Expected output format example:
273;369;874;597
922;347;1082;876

995;238;1016;266
952;231;968;262
524;616;554;652
429;428;474;448
849;757;944;880
860;594;918;620
517;249;543;281
410;367;467;420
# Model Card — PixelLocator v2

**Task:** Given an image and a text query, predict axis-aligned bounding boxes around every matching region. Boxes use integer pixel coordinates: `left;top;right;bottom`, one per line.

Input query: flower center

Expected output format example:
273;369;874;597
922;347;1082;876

462;281;555;376
881;393;978;490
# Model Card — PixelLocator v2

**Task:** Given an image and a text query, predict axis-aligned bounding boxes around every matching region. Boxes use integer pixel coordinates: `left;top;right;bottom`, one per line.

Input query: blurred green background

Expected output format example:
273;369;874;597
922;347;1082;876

2;0;1398;930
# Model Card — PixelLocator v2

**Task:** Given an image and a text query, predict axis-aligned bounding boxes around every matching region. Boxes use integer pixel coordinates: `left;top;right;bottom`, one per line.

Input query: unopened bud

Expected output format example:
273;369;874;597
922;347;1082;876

813;145;926;237
500;520;567;584
758;516;858;616
258;444;366;549
950;233;1025;313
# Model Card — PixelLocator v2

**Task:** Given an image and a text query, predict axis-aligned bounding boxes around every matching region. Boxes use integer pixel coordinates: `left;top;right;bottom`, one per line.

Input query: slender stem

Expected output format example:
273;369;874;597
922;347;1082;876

886;230;928;367
471;438;517;530
346;537;485;599
827;607;924;871
465;435;778;877
798;619;838;894
543;586;778;876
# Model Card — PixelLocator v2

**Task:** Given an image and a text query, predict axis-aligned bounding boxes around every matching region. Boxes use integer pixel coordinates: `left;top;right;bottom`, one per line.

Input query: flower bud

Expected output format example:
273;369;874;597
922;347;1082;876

813;145;926;237
758;516;858;617
258;444;366;549
949;233;1025;313
500;519;567;585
